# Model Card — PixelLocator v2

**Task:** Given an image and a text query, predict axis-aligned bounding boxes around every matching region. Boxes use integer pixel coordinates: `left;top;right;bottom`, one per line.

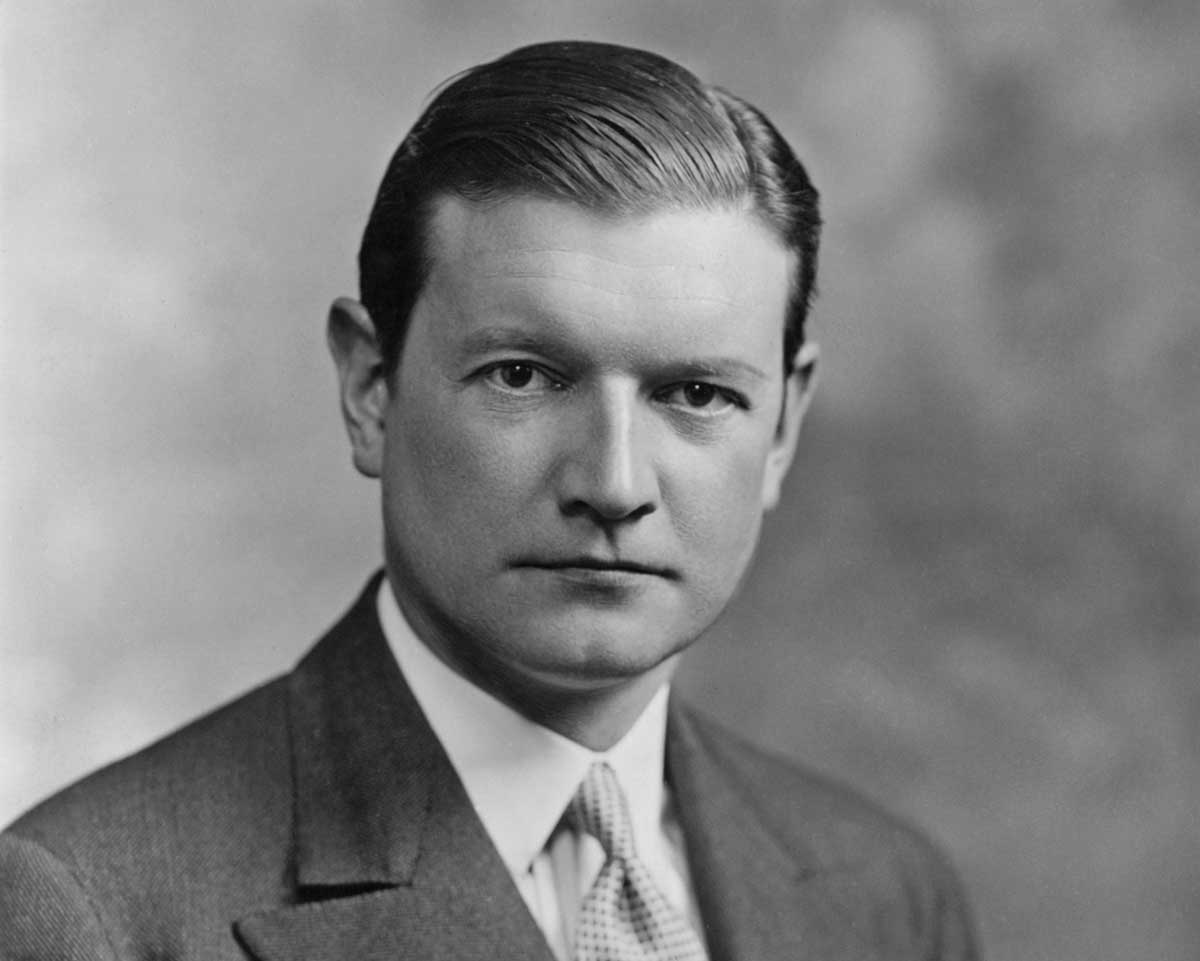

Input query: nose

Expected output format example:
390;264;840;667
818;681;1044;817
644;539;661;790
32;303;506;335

556;384;659;525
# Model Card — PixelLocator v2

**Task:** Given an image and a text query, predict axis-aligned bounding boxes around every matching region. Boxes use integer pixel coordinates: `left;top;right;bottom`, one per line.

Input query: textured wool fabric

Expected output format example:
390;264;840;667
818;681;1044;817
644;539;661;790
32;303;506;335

568;763;707;961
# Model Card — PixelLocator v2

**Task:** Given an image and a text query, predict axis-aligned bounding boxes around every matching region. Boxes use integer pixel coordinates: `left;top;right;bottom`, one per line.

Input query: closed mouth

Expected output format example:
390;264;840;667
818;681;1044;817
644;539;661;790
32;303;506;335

520;558;677;579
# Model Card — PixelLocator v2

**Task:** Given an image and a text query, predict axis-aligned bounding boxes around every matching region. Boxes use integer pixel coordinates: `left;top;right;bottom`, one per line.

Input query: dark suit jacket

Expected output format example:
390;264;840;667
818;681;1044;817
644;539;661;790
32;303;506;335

1;577;977;960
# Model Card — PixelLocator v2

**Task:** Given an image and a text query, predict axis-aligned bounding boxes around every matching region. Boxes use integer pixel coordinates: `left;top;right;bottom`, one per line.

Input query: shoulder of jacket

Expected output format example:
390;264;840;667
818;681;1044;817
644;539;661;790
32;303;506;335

675;700;954;870
5;673;291;857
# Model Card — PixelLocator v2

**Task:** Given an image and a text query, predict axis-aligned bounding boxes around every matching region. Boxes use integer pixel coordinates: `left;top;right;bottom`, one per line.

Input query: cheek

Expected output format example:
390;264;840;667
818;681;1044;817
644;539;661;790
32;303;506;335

668;439;770;561
387;398;550;526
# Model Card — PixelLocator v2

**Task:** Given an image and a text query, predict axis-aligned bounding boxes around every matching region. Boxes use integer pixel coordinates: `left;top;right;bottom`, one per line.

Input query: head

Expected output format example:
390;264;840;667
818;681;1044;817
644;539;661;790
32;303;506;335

330;41;822;744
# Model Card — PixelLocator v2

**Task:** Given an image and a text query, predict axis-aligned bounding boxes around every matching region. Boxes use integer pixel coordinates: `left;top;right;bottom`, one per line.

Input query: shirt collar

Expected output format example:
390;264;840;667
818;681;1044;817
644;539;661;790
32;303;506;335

376;577;670;877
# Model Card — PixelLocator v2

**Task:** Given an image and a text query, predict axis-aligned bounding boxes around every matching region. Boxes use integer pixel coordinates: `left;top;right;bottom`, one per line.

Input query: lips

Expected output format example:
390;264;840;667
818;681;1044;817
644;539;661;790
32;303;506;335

516;557;677;579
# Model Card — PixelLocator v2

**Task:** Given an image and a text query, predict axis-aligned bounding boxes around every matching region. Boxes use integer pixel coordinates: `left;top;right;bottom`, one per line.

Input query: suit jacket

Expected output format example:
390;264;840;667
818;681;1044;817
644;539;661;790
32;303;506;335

1;576;978;960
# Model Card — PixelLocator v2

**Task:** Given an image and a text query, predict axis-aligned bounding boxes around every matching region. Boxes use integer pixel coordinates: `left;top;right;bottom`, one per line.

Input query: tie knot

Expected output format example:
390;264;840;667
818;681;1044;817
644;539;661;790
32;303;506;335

567;762;636;862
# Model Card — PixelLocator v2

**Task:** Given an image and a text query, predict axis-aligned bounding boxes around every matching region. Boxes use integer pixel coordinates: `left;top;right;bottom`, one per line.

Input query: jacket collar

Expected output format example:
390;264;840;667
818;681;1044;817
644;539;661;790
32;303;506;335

285;572;431;889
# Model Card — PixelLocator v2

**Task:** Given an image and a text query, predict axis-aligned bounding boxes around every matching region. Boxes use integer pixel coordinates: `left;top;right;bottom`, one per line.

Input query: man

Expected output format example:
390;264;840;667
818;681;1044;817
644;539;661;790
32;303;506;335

1;41;977;960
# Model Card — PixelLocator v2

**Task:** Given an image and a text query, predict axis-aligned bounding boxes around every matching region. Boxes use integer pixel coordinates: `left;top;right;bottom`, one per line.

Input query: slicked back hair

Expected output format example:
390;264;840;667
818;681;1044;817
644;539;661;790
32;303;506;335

358;41;821;376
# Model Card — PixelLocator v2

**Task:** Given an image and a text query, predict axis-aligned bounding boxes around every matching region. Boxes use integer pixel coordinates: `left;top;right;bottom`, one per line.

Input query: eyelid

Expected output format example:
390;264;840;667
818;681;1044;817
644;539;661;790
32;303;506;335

655;382;749;415
476;359;565;392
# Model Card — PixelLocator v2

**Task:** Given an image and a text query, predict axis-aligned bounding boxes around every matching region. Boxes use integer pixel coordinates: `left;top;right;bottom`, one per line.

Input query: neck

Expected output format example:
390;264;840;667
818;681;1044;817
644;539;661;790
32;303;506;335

484;658;679;751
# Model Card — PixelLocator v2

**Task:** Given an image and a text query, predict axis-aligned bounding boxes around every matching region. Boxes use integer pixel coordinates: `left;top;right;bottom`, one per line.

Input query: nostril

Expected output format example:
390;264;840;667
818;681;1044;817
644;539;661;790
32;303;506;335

560;497;657;524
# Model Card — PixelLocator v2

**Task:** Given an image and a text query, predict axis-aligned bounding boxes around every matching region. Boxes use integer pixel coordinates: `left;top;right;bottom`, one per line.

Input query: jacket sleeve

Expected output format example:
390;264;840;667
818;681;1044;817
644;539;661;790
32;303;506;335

0;832;121;961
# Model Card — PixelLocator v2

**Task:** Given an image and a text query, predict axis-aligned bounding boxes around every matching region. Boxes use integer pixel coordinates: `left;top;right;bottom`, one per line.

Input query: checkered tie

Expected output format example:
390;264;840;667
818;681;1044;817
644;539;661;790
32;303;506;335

566;762;707;961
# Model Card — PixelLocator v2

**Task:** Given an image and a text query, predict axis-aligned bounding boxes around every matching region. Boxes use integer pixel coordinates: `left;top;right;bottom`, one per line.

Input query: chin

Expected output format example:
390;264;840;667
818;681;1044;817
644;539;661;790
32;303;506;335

499;616;696;689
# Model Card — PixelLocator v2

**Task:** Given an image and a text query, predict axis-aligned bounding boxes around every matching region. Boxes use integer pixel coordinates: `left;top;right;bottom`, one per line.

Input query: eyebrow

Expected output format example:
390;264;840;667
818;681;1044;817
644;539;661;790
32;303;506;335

657;358;770;384
458;325;558;357
457;325;770;384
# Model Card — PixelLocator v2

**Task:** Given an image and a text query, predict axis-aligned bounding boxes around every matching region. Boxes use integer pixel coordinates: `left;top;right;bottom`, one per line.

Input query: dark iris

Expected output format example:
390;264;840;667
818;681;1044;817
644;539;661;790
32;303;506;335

501;364;535;388
683;383;717;407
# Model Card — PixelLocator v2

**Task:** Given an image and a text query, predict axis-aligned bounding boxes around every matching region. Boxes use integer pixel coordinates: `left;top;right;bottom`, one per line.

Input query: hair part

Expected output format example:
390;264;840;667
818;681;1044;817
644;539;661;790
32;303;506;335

359;41;821;376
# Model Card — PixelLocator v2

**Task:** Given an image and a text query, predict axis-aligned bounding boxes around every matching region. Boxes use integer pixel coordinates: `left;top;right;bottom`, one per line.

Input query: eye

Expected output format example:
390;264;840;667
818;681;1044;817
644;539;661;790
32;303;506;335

658;382;741;414
482;362;559;393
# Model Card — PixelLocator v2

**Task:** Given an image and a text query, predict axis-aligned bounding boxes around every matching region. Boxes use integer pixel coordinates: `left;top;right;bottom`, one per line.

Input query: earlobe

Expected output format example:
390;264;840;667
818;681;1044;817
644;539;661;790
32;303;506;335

761;341;819;511
327;297;390;479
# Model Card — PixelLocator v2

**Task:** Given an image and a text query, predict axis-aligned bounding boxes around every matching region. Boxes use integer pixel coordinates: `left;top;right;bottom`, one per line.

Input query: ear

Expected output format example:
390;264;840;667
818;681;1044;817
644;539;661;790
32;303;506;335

327;297;390;479
761;340;819;511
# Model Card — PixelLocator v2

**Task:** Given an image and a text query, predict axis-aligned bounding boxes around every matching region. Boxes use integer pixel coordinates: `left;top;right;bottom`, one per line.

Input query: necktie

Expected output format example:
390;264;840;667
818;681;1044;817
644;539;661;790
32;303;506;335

566;762;707;961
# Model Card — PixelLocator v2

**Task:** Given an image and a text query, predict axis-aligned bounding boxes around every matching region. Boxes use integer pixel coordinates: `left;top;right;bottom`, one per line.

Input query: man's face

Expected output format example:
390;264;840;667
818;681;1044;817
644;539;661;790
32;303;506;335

341;195;813;707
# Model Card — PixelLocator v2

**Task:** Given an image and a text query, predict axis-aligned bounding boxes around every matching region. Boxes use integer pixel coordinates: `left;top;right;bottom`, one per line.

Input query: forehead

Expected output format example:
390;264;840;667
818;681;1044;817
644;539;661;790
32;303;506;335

417;195;793;359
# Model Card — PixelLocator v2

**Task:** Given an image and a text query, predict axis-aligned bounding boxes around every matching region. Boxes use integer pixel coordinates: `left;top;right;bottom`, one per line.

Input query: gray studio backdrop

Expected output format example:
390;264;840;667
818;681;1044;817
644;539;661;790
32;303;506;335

2;2;1198;960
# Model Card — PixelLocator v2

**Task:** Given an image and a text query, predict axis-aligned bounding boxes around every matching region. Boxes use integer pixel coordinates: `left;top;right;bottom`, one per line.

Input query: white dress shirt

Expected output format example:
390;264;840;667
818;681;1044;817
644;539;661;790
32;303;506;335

376;579;704;961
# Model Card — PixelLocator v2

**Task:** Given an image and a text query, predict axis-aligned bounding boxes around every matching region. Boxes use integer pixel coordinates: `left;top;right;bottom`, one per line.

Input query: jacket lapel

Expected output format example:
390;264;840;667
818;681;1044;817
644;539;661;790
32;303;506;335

667;702;885;961
235;576;555;961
